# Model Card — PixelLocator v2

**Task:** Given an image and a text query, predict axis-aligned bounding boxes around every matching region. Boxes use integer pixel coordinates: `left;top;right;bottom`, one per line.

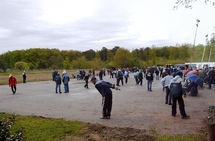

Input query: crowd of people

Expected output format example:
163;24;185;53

7;65;215;120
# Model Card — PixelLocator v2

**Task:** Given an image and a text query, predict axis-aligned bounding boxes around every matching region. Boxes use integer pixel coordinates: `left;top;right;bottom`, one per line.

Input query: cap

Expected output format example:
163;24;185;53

90;77;97;81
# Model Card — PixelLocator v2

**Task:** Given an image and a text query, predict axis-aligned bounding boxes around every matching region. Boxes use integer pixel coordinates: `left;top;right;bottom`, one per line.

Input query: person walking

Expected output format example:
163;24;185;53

116;69;123;86
137;69;143;85
161;70;173;105
84;73;90;89
145;68;154;91
62;71;70;93
22;71;27;83
55;73;62;94
207;68;215;89
91;77;116;119
169;71;190;119
8;74;17;94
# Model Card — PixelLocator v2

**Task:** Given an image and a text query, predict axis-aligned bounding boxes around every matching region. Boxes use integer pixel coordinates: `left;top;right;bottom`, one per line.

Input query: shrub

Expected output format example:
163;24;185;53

0;115;25;141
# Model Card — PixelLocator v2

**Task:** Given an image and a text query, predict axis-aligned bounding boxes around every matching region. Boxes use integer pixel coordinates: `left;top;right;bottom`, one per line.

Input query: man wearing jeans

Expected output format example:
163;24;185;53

146;68;154;91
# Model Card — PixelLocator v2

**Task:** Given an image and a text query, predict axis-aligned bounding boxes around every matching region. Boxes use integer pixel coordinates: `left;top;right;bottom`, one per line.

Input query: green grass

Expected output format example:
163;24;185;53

1;112;208;141
0;113;86;141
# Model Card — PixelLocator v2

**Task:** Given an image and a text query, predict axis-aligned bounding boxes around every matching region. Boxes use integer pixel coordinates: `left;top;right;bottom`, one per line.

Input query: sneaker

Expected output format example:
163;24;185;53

100;116;107;119
182;115;190;119
106;116;110;119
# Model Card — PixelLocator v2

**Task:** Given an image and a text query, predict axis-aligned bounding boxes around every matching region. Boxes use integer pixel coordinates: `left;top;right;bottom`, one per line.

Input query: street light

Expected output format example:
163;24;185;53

201;34;208;66
190;19;200;66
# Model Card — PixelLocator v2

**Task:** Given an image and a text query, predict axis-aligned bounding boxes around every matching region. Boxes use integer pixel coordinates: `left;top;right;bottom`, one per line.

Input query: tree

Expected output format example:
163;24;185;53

113;48;134;68
174;0;215;9
15;61;28;70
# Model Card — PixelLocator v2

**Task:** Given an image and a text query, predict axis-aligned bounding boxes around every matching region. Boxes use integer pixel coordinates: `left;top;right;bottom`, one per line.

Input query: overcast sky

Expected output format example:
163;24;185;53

0;0;215;54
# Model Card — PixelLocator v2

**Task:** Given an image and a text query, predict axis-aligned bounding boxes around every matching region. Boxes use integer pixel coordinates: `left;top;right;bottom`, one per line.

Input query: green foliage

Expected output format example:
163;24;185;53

0;115;25;141
0;113;86;141
15;61;28;70
113;48;134;68
155;134;207;141
0;42;214;70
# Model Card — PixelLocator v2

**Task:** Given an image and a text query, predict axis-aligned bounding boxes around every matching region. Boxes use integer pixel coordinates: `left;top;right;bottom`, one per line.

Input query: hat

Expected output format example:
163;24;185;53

90;77;97;81
9;74;12;77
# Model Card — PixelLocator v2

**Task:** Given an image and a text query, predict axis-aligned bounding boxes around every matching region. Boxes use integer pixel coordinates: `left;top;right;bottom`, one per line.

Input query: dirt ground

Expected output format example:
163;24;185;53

0;74;214;140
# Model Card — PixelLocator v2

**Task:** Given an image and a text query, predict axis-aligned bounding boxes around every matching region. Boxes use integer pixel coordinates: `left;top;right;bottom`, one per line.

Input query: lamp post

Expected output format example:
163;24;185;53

190;19;200;67
201;35;208;67
208;27;215;62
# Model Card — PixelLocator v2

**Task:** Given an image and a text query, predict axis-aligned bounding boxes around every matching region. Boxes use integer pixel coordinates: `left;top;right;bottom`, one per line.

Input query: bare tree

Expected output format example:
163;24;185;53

173;0;215;9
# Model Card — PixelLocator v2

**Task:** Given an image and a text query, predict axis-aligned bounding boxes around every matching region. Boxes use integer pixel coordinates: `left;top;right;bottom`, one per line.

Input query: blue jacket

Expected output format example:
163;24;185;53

62;74;70;84
55;75;61;84
95;80;113;97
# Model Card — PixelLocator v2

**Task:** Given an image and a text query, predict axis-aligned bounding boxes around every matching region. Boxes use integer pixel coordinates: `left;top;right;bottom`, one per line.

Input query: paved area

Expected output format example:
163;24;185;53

0;75;214;134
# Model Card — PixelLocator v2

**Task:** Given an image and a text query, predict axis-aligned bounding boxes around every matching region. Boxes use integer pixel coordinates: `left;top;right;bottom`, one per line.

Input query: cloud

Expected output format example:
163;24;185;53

0;0;215;54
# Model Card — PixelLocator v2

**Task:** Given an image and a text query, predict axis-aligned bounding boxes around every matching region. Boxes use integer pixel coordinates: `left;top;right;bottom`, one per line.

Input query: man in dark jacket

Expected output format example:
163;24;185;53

145;68;154;91
169;71;190;119
91;77;115;119
55;73;62;94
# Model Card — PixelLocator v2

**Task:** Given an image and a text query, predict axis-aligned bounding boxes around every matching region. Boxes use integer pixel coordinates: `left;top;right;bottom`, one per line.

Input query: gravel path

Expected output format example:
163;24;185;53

0;75;213;135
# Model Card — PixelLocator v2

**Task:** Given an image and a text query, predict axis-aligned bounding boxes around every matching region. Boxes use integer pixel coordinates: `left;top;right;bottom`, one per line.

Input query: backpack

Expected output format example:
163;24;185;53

170;83;182;97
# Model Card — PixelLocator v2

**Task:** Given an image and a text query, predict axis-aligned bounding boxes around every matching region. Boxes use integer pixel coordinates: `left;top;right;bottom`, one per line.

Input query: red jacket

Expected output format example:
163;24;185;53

9;76;17;86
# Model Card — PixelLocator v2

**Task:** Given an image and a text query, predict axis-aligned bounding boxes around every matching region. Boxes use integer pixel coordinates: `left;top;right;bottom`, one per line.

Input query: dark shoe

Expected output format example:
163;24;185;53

56;92;58;94
168;103;172;105
59;92;62;94
171;114;176;117
100;116;107;119
182;115;190;119
165;102;168;104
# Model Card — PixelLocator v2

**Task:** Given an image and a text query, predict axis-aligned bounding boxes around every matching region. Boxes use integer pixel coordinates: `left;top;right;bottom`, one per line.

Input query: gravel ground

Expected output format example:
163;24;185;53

0;75;213;135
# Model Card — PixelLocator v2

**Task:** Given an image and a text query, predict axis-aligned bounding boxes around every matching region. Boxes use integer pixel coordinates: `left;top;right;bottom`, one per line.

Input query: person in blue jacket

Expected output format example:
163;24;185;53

91;77;115;119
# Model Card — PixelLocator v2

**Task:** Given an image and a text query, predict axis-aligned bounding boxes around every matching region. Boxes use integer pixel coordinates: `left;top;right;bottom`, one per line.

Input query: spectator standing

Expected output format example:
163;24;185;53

55;73;62;94
8;74;17;94
161;70;173;105
62;71;70;93
137;69;143;85
145;69;154;91
124;68;130;84
169;71;190;119
22;70;27;83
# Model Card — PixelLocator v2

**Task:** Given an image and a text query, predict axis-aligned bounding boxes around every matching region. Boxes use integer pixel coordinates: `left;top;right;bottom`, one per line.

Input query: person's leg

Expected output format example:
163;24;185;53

165;87;169;104
149;81;152;91
56;84;58;93
178;96;187;117
172;96;177;116
147;80;150;91
14;85;16;94
106;94;112;118
59;84;62;93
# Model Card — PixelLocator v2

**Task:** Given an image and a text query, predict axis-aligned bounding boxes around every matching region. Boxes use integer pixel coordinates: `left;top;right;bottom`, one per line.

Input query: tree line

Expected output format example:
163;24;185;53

0;42;214;71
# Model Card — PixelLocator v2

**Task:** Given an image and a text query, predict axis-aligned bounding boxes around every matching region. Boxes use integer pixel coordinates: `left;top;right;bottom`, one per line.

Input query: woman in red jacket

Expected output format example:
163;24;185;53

8;74;17;94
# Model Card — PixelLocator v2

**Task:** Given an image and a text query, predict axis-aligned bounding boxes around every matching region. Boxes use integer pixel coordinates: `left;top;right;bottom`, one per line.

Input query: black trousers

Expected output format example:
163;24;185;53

84;80;88;88
11;85;16;94
102;94;112;117
172;95;187;117
165;87;172;104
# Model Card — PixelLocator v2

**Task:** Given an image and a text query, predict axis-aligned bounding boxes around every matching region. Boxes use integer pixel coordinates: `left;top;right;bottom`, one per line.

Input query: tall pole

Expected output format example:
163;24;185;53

208;27;215;62
201;35;208;65
190;19;200;67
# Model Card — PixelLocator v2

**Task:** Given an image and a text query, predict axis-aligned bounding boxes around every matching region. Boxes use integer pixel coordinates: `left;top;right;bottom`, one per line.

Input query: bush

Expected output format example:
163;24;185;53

0;115;25;141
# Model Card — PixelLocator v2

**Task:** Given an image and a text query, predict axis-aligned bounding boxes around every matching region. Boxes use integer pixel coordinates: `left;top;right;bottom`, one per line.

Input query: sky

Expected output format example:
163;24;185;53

0;0;215;54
